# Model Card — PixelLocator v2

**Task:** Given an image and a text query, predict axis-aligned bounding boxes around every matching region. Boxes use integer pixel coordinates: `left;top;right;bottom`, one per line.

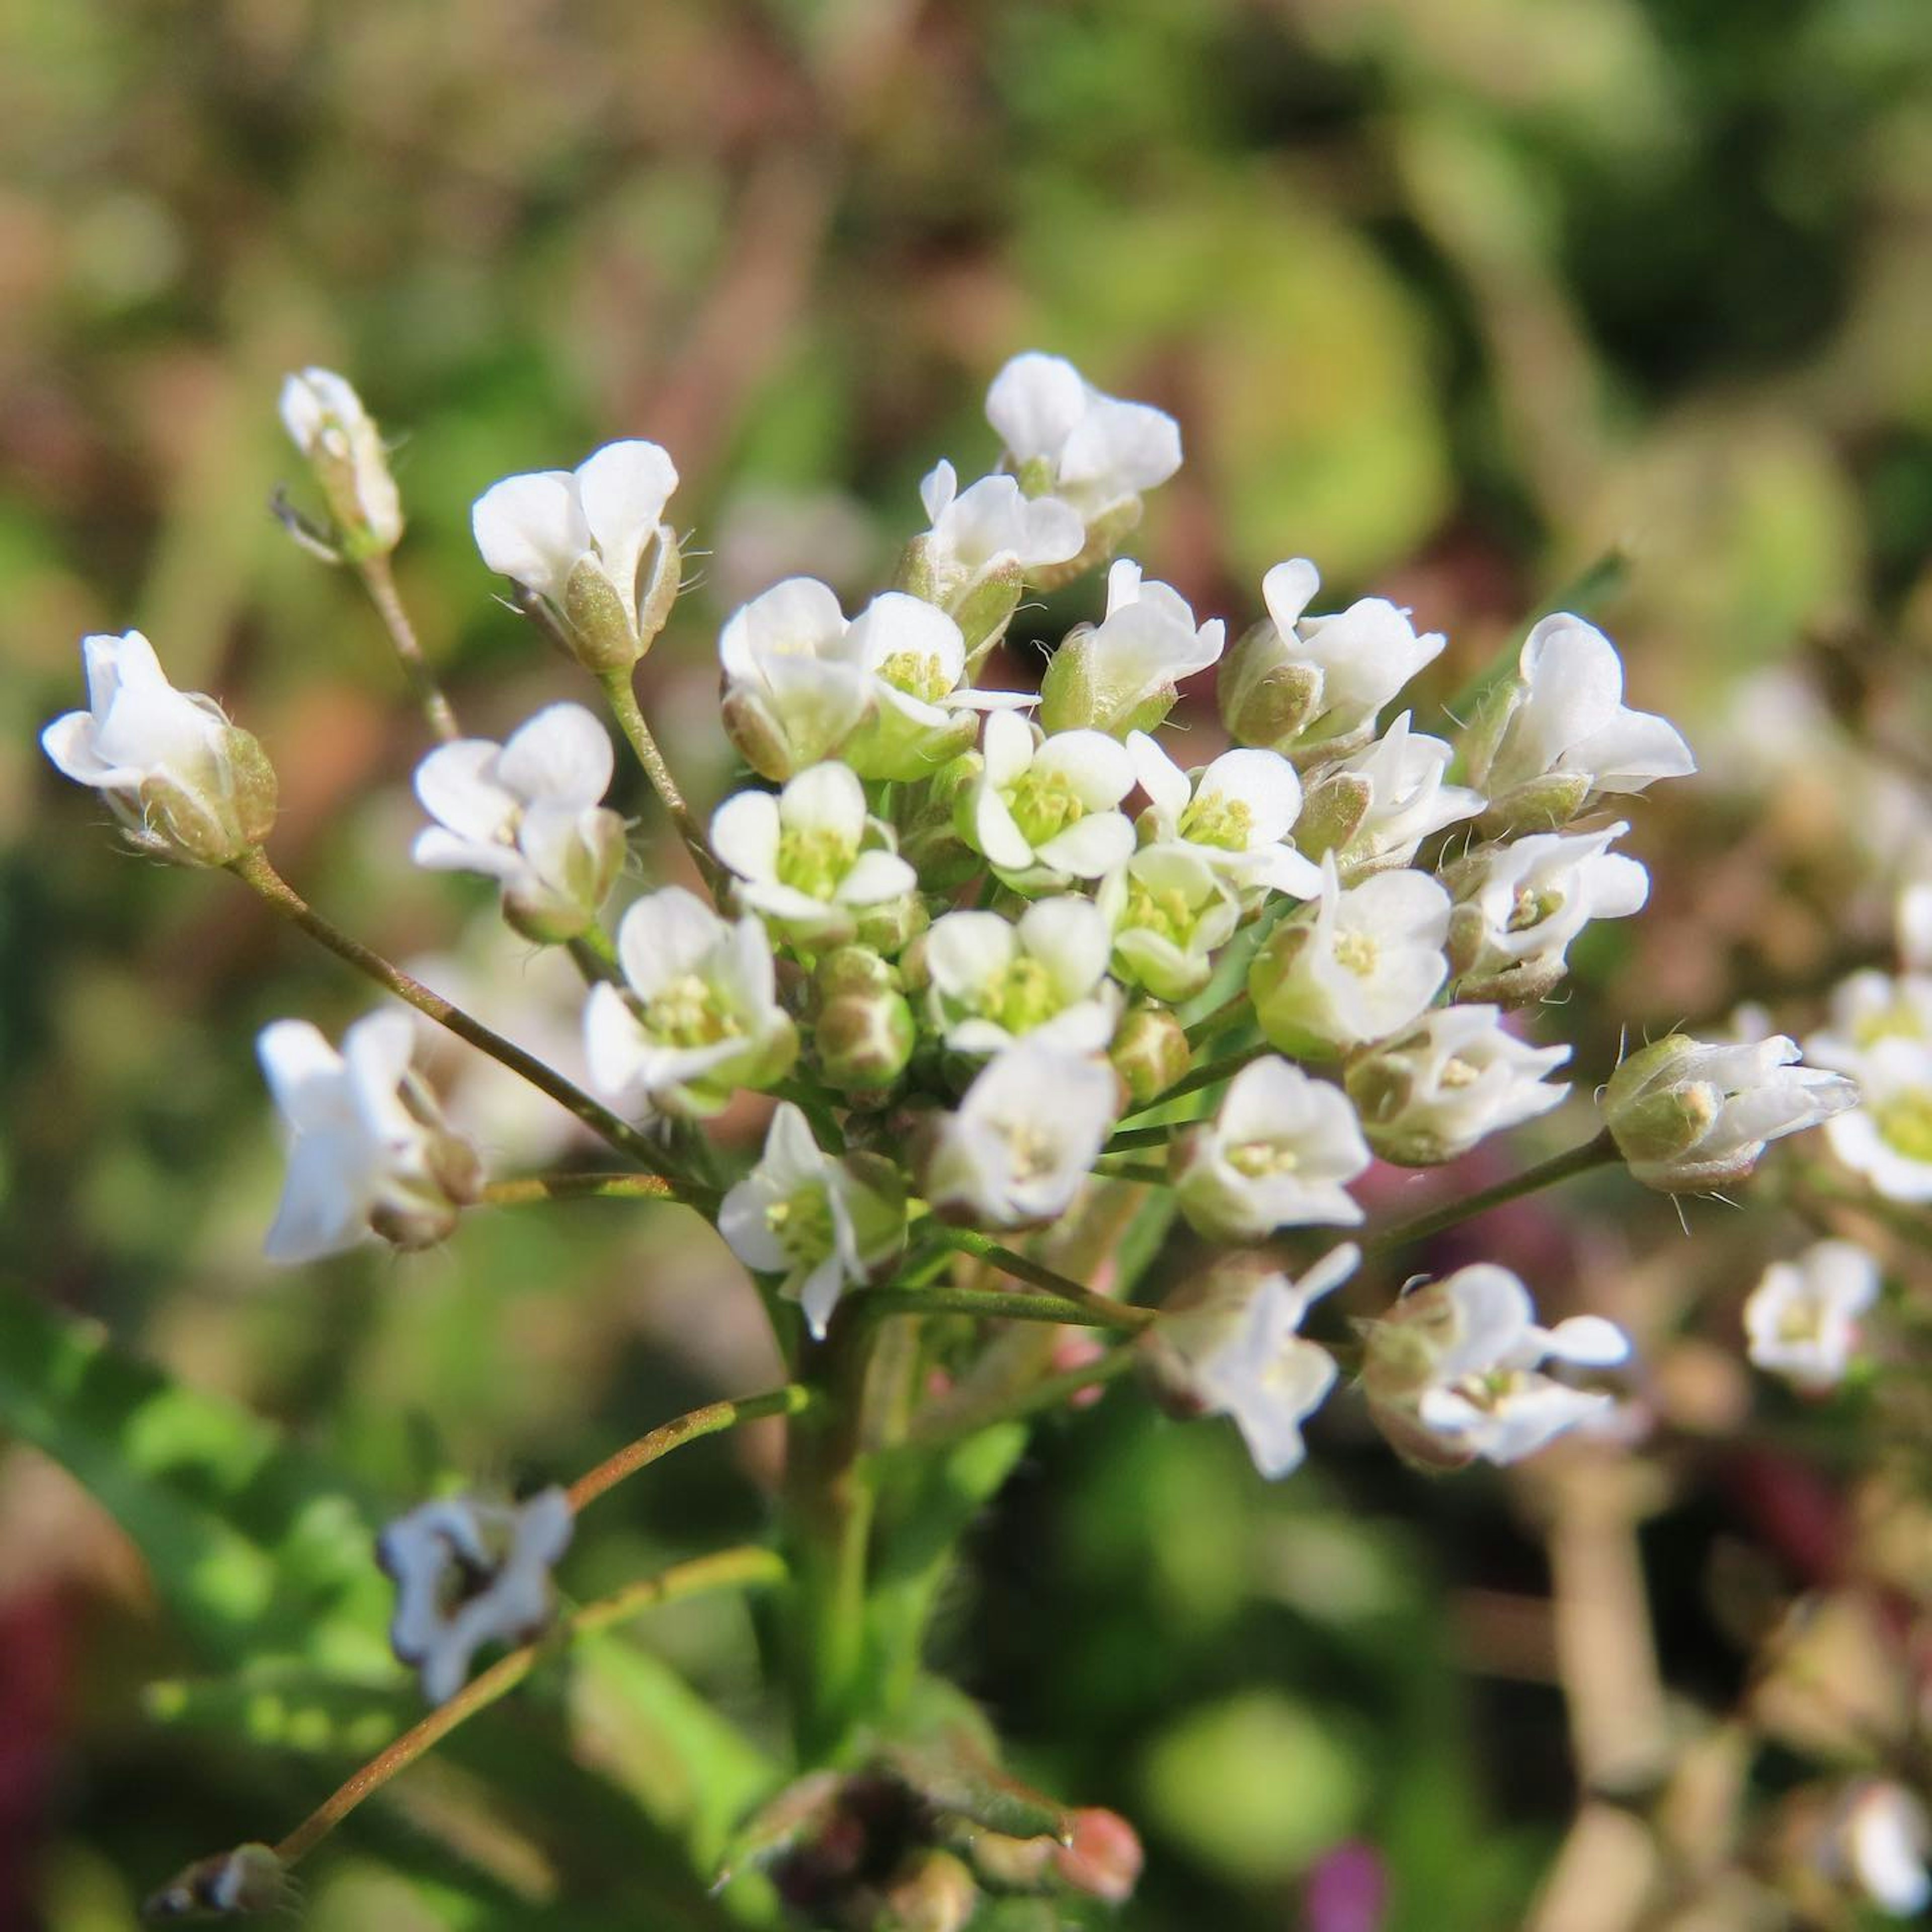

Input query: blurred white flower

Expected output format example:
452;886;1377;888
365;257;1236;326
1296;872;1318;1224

1817;1038;1932;1203
924;897;1120;1055
985;351;1181;524
922;1043;1119;1229
1364;1264;1631;1468
711;761;916;946
280;366;404;556
1171;1056;1371;1242
378;1490;573;1704
1743;1239;1880;1393
1040;560;1224;737
1098;842;1242;1004
584;888;798;1119
1836;1781;1931;1919
413;703;624;942
958;711;1138;891
718;1103;905;1337
1128;731;1322;901
257;1011;482;1264
41;630;277;866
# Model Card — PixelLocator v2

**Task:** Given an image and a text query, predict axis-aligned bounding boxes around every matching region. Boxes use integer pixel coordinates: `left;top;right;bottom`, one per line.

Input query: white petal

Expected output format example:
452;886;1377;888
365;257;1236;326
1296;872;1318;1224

472;471;589;599
414;741;518;843
1034;812;1136;879
575;439;677;603
615;886;725;999
985;352;1088;462
1060;396;1182;498
1262;559;1321;634
495;703;614;810
837;848;917;905
780;760;869;844
1126;729;1191;823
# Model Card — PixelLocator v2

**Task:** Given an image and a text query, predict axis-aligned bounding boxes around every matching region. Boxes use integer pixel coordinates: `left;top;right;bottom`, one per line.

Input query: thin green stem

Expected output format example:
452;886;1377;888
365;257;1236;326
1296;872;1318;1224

929;1227;1155;1330
229;849;701;1200
1105;1124;1177;1155
903;1345;1139;1455
482;1172;674;1208
567;1386;816;1513
856;1282;1153;1334
271;1544;786;1868
1362;1129;1621;1258
1120;1043;1268;1122
1182;991;1248;1048
566;924;622;987
355;554;460;744
597;667;723;892
1090;1158;1169;1185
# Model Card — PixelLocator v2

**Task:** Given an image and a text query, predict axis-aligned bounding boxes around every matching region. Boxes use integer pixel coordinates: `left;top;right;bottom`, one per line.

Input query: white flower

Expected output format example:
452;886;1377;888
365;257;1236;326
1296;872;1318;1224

1248;856;1451;1057
1219;558;1445;753
1140;1248;1357;1479
838;591;1031;782
1837;1781;1931;1919
718;1103;906;1336
279;367;404;555
1127;731;1322;901
925;898;1120;1055
257;1011;482;1264
1744;1239;1880;1393
1806;969;1932;1078
584;888;798;1119
472;440;681;668
985;351;1182;523
916;459;1085;591
1474;613;1695;817
717;576;872;781
958;710;1137;890
1363;1264;1631;1468
1446;822;1649;1002
1305;711;1483;874
711;762;916;947
378;1490;573;1704
1097;843;1242;1004
1039;560;1224;737
1817;1038;1932;1203
922;1043;1119;1229
1605;1033;1860;1193
412;703;624;942
41;630;277;866
1345;1005;1571;1166
1171;1057;1371;1242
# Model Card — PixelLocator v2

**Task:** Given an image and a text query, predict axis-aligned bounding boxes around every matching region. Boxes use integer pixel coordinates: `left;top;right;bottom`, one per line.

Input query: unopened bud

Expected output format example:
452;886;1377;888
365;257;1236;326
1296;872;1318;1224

816;945;901;1004
1476;771;1591;839
877;1849;979;1932
818;988;916;1093
1217;621;1322;751
134;719;280;866
852;892;930;960
1292;771;1374;863
722;681;799;782
279;368;403;559
1054;1808;1144;1904
144;1842;289;1920
1109;1007;1189;1106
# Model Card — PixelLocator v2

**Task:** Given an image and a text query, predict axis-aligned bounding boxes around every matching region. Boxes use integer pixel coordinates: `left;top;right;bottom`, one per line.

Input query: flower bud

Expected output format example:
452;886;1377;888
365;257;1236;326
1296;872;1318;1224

1054;1808;1144;1905
1475;770;1593;839
1109;1007;1190;1106
279;367;404;559
817;986;917;1094
1038;562;1223;740
878;1849;979;1932
144;1843;290;1920
1290;770;1374;864
816;945;902;1004
852;892;930;959
1218;621;1324;751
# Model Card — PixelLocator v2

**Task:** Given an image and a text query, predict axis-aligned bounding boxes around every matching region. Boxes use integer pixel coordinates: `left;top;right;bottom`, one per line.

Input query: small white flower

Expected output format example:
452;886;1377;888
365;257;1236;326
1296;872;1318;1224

1171;1057;1371;1242
985;351;1182;524
378;1490;573;1704
1806;969;1932;1078
958;710;1138;890
1605;1033;1860;1193
279;367;404;555
924;898;1120;1055
916;459;1086;591
718;1102;906;1337
711;761;916;947
922;1043;1120;1229
1097;843;1242;1004
584;888;798;1119
412;703;625;942
1039;560;1224;737
42;630;277;866
1817;1038;1932;1203
1249;856;1452;1057
473;440;681;668
1308;711;1483;874
1345;1005;1571;1166
717;576;872;781
1446;822;1649;1002
1475;614;1696;814
258;1012;482;1264
1744;1239;1880;1393
1836;1780;1931;1919
1219;558;1445;753
1127;731;1322;901
1141;1248;1357;1479
1363;1264;1631;1468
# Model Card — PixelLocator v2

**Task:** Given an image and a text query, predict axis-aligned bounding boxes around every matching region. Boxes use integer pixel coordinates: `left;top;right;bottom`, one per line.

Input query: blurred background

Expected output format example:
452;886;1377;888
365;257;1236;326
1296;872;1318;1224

5;2;1932;1927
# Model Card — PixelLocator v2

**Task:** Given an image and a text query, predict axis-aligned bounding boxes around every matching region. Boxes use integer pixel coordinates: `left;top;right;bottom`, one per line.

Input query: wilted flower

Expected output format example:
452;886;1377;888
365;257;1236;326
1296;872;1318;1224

258;1011;482;1263
412;703;625;942
1128;731;1322;901
921;1043;1119;1229
584;887;798;1118
1218;558;1445;756
41;630;277;866
956;711;1137;891
279;366;404;558
1605;1033;1858;1193
1834;1780;1931;1919
1170;1057;1371;1241
1297;710;1482;875
924;897;1120;1055
1248;857;1451;1057
718;1102;906;1336
1345;1005;1571;1166
1039;559;1224;737
1139;1246;1356;1477
473;440;682;669
711;761;917;948
378;1489;573;1703
1363;1265;1631;1468
1098;843;1242;1004
1743;1239;1880;1393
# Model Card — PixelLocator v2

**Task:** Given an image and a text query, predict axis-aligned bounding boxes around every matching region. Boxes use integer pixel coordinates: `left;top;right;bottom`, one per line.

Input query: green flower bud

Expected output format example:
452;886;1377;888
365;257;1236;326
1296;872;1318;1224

815;944;901;1005
1476;771;1592;840
817;987;916;1093
721;682;799;782
1109;1008;1190;1106
1290;771;1374;864
1217;621;1322;751
851;892;930;960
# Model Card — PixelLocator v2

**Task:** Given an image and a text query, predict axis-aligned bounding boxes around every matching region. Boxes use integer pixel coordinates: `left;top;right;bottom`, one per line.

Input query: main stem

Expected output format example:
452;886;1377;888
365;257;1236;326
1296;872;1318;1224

356;554;460;745
1363;1129;1621;1256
